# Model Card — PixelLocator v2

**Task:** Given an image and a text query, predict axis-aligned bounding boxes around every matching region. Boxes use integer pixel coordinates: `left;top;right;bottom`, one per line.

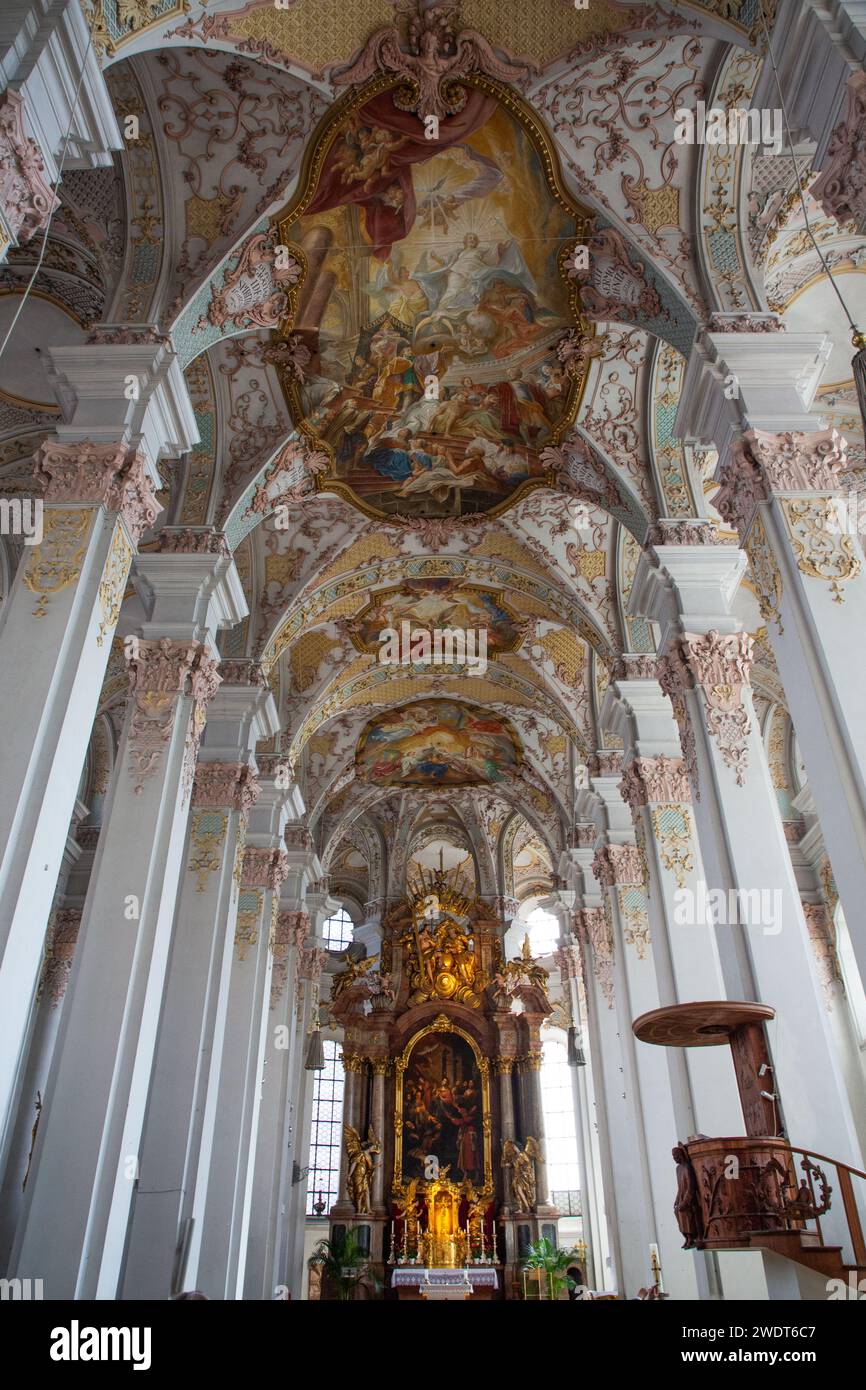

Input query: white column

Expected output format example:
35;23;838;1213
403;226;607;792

679;329;866;994
0;335;196;1154
632;541;865;1174
121;664;278;1299
194;771;293;1300
10;540;244;1297
243;822;321;1301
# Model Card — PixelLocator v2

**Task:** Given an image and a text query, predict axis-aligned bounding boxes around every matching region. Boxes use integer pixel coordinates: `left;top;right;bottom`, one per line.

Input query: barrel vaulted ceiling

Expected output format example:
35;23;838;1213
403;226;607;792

3;0;850;907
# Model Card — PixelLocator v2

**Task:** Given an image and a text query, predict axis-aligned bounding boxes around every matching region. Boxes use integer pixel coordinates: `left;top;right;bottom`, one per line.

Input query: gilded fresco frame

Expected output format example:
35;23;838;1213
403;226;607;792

271;71;595;522
393;1013;493;1199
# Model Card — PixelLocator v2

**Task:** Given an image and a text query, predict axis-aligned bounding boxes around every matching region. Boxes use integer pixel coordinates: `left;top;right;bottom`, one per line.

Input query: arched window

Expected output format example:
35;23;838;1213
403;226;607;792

541;1031;581;1214
306;1040;345;1216
526;905;559;956
322;906;353;951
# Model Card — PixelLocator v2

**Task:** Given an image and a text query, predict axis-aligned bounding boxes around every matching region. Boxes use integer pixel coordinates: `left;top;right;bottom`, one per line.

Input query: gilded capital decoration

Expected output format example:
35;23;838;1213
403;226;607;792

619;755;691;812
0;91;58;247
38;909;81;1008
96;521;135;647
187;811;228;892
493;1057;514;1075
34;441;160;545
192;761;261;815
649;804;695;890
780;497;862;603
592;844;646;888
235;890;263;962
23;507;93;617
811;69;866;232
241;847;290;891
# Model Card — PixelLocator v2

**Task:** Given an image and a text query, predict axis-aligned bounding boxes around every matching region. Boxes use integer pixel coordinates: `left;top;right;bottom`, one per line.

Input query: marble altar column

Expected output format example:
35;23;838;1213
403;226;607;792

0;334;196;1152
9;540;242;1297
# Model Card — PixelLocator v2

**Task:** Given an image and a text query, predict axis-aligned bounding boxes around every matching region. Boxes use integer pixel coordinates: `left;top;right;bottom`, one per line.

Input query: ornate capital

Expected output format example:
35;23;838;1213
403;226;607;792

218;659;268;687
34;440;160;544
812;69;866;232
241;847;290;890
192;761;260;814
619;755;691;812
653;519;732;546
679;629;753;691
284;825;314;851
157;527;232;556
587;750;623;778
613;654;658;681
298;944;327;983
277;909;311;950
0;91;58;246
592;844;645;888
493;1058;514;1075
570;823;597;849
742;428;847;495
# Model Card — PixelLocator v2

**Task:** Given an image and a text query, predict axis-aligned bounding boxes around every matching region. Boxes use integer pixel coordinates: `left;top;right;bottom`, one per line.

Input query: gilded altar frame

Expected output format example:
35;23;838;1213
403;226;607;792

393;1013;493;1199
272;71;595;523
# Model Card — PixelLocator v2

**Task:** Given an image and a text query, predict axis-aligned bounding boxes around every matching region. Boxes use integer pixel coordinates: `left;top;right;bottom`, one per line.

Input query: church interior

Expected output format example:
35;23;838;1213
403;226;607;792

3;0;866;1307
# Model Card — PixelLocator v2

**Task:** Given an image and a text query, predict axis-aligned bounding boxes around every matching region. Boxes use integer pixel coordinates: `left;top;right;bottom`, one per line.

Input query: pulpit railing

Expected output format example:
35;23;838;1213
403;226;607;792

786;1146;866;1271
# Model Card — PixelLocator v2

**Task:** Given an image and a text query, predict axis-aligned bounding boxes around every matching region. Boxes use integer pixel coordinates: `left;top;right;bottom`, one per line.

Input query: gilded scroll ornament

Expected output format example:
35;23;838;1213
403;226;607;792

96;520;134;647
744;512;783;632
780;497;862;603
187;811;228;893
23;508;93;616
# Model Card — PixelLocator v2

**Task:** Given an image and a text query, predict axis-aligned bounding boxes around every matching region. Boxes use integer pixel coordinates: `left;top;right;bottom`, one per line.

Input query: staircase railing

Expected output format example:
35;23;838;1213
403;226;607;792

787;1146;866;1270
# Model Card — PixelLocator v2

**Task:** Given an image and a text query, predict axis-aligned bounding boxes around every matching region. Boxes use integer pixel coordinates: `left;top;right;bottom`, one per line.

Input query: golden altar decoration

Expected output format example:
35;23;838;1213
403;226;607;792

422;1175;469;1269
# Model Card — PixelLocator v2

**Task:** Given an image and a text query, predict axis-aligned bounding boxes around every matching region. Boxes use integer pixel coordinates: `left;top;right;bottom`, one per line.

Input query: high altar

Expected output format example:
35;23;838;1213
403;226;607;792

327;868;559;1298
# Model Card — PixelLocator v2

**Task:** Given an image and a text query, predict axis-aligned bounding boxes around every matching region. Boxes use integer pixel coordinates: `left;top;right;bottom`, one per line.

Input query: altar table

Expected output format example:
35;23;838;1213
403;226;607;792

392;1267;499;1300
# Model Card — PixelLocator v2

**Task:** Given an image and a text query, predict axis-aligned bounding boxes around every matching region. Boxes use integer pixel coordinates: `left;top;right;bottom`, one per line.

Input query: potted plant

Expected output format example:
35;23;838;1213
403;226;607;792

521;1236;581;1300
308;1226;369;1301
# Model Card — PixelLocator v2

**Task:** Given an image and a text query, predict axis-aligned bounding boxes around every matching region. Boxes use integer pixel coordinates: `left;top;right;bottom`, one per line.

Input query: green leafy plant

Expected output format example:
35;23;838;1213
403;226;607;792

522;1236;581;1299
308;1226;369;1301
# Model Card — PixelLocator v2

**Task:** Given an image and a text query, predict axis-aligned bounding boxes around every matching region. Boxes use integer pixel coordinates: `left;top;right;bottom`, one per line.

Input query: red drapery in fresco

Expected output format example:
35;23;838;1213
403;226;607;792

306;89;497;258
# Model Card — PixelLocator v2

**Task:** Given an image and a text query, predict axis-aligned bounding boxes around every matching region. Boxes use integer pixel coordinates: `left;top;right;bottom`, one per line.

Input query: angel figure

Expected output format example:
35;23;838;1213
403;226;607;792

502;1136;541;1213
345;1124;381;1214
331;954;379;1001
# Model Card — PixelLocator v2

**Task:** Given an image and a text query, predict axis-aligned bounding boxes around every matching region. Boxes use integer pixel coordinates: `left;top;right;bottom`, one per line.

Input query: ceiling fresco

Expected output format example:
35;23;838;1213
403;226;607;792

273;76;592;518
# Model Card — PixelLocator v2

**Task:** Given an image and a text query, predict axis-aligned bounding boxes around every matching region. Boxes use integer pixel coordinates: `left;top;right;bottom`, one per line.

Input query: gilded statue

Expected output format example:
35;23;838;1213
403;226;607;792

395;1178;422;1253
331;954;379;1001
462;1179;488;1246
502;1136;541;1212
344;1124;381;1214
403;915;480;1007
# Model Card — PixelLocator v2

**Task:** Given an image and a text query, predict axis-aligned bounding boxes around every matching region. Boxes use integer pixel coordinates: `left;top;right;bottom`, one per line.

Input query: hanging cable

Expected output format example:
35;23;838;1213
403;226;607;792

0;10;99;363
